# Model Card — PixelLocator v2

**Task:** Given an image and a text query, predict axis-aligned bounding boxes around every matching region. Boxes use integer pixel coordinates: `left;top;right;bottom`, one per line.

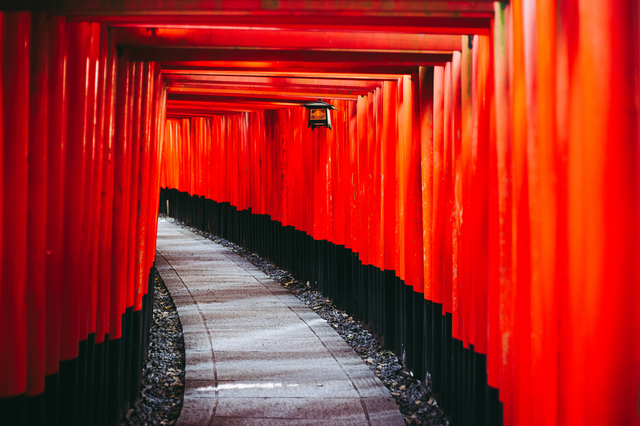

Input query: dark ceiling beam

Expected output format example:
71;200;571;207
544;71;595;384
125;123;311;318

162;74;384;90
167;94;342;105
45;0;498;14
166;113;230;117
167;86;358;101
167;83;373;96
129;48;452;66
167;99;307;108
167;103;266;110
53;1;493;34
95;18;491;35
167;107;260;114
116;27;462;52
159;63;425;75
167;102;296;113
167;104;263;110
161;69;406;80
167;107;288;114
105;21;490;36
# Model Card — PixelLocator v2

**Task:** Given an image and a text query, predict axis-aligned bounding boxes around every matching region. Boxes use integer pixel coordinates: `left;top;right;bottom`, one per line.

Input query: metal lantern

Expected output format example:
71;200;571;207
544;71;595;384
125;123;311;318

303;99;338;130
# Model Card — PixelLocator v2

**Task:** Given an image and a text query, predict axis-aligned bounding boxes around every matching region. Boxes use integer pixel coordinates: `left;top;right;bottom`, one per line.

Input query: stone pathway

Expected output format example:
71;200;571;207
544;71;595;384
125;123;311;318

155;219;404;426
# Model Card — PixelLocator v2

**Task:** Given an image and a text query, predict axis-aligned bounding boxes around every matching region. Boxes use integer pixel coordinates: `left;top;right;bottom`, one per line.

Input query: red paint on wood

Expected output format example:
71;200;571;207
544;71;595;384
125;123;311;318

0;11;30;398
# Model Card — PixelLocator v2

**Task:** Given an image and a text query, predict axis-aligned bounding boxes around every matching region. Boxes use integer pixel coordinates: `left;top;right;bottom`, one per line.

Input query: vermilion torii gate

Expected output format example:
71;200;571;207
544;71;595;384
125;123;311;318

0;1;638;425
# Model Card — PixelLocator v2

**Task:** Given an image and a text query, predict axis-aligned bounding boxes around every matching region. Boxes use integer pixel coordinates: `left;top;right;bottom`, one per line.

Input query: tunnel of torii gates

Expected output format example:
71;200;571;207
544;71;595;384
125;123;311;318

0;1;639;425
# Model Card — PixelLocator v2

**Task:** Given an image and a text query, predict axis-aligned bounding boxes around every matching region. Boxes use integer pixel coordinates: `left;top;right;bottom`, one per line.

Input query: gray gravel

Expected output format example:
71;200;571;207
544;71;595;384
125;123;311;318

121;271;186;426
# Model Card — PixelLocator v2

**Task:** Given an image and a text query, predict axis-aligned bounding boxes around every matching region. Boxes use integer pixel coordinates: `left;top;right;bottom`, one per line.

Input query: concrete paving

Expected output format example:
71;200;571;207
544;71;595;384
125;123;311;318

155;218;405;426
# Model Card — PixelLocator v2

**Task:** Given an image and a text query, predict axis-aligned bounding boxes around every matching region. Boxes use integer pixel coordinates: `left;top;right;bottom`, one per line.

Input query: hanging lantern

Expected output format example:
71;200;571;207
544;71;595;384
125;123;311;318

303;99;338;130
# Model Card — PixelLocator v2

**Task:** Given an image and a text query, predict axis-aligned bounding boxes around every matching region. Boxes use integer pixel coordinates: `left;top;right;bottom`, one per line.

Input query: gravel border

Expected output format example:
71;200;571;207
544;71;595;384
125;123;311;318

166;216;448;426
122;271;186;426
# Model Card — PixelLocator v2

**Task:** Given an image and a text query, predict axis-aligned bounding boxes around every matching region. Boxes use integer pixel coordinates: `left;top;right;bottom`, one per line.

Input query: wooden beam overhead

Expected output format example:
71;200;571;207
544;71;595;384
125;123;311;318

39;1;494;34
160;69;407;80
162;74;384;90
129;48;452;66
116;28;462;52
39;0;498;14
167;87;358;101
167;94;343;105
167;82;372;96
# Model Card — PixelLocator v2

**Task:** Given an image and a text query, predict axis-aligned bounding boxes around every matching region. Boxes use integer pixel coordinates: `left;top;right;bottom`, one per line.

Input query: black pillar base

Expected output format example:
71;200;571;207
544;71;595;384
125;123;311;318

1;267;157;426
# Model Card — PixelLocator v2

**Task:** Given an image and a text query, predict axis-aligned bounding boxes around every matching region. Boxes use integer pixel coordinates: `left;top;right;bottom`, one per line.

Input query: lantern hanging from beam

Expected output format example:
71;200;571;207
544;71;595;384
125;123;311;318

303;99;338;130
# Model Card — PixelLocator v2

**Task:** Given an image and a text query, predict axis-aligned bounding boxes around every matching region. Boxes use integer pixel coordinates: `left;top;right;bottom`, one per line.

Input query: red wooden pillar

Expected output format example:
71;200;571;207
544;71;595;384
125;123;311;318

146;69;166;271
171;118;178;192
198;115;204;200
224;115;232;205
177;117;184;193
126;62;143;311
91;23;108;342
346;101;358;252
312;110;329;242
248;114;254;213
371;89;383;268
0;11;30;398
405;73;423;294
432;66;445;307
26;12;48;397
159;121;168;191
271;113;280;224
134;63;154;310
195;116;203;197
472;35;493;358
524;0;560;423
221;116;229;205
184;115;192;196
297;109;308;232
232;115;239;209
189;115;196;196
204;116;211;201
261;112;267;215
80;22;101;342
395;77;406;281
207;116;214;203
332;100;347;246
512;0;533;423
231;114;238;208
419;67;434;302
324;107;335;243
486;23;501;390
245;113;252;212
461;40;473;348
356;95;368;263
561;1;639;424
269;112;277;221
167;120;175;191
110;57;132;339
151;68;163;261
155;82;167;251
493;2;514;419
44;15;67;377
97;26;118;344
366;92;375;266
60;21;91;361
442;62;453;315
177;119;184;194
451;52;462;339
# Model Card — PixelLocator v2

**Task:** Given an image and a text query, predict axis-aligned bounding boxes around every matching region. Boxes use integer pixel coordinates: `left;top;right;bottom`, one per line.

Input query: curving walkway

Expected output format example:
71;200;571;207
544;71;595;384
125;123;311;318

155;218;404;426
